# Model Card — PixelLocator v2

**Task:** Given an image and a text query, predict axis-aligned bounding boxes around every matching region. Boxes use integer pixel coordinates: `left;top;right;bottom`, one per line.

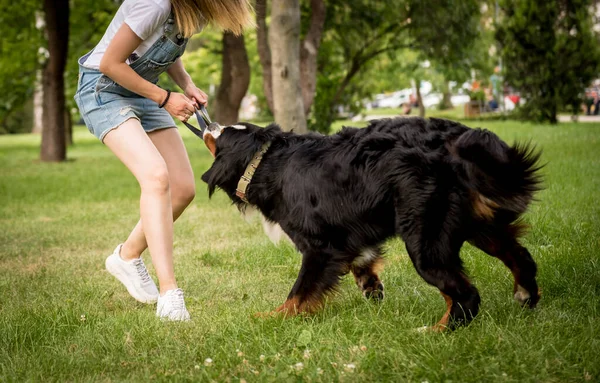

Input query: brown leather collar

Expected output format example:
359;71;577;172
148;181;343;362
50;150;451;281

235;141;272;203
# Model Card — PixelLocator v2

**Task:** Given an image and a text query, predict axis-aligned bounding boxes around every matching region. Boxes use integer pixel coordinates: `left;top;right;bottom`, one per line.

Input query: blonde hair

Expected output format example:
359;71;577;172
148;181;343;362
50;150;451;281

171;0;255;38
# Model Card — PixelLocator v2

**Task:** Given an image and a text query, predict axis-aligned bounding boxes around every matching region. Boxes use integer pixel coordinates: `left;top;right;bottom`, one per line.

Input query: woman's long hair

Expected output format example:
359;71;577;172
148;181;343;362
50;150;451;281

171;0;255;37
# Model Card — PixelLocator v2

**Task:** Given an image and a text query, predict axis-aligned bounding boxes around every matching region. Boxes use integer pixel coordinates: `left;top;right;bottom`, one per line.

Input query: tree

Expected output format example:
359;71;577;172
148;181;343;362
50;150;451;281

497;0;600;123
256;0;326;126
213;32;250;124
312;0;481;131
268;0;307;132
40;0;69;162
255;0;273;113
299;0;326;116
0;0;41;134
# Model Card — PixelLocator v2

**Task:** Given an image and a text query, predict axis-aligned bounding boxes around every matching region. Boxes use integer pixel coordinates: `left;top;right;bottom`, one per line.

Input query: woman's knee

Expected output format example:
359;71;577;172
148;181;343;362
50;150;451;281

140;162;170;194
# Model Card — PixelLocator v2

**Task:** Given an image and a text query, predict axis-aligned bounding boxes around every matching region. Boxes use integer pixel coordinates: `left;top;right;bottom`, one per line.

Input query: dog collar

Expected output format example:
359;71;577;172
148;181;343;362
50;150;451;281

235;141;272;203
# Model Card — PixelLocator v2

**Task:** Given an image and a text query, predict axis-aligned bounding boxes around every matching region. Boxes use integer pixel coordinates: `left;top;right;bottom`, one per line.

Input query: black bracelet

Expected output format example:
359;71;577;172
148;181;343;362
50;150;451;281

158;89;171;108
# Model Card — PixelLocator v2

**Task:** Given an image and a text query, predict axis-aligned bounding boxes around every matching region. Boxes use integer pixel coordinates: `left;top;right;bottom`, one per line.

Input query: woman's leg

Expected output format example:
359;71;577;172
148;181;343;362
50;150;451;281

103;119;177;293
119;128;196;269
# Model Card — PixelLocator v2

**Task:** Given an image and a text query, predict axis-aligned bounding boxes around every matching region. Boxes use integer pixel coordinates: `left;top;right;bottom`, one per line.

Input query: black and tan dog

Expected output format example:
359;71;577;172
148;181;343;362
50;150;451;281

200;117;542;330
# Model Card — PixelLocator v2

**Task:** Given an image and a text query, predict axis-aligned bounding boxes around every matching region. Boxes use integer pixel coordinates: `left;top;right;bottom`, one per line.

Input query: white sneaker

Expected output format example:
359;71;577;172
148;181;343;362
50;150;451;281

105;244;159;304
156;288;191;321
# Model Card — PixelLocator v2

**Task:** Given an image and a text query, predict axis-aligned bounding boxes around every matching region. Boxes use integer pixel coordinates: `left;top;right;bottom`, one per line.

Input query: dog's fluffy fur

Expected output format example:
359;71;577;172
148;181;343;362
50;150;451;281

201;117;542;329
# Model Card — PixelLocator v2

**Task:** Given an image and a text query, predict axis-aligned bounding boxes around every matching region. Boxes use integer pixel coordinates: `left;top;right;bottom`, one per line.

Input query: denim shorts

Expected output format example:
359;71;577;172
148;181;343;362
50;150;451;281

74;69;176;142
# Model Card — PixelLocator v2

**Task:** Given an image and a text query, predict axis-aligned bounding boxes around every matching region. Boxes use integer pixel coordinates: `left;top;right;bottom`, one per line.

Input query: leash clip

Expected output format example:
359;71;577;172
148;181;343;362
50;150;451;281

182;104;212;141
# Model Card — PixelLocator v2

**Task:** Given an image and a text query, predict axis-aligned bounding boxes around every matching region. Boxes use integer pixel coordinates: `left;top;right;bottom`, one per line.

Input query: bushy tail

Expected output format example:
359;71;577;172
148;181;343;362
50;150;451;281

453;128;543;219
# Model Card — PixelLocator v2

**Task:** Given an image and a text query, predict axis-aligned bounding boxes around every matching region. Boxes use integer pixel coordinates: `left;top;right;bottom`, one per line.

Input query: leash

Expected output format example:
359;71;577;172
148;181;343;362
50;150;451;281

182;104;212;140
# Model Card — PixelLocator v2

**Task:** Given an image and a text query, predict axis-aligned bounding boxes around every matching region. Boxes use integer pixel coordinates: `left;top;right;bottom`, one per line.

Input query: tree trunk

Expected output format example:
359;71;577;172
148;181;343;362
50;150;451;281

33;12;44;135
440;80;453;110
299;0;326;116
213;32;250;125
32;70;43;134
256;0;274;114
269;0;307;133
413;79;425;118
64;107;72;145
41;0;69;162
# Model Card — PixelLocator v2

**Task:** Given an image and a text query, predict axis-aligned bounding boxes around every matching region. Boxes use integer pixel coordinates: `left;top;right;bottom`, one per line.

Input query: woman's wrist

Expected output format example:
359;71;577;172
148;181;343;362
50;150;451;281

151;87;169;105
158;90;171;108
183;79;195;95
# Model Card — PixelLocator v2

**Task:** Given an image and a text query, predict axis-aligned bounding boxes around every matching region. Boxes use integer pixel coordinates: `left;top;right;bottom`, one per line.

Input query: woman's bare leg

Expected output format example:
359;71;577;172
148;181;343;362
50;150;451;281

103;119;177;293
119;128;196;270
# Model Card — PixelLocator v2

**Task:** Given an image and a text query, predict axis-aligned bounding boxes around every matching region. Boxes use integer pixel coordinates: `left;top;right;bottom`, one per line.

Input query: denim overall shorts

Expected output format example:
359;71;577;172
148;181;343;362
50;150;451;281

74;14;188;142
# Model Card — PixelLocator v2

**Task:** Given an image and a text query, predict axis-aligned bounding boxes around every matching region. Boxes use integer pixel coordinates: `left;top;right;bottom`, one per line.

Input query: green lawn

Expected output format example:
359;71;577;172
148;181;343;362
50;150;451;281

1;119;599;382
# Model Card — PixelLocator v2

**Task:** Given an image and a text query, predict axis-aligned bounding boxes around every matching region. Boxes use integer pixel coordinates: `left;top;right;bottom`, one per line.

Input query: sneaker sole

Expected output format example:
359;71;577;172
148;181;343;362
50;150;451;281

105;255;158;304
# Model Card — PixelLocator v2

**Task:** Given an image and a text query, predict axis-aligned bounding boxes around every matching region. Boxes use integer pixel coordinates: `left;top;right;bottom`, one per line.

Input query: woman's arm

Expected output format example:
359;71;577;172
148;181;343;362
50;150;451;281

99;23;195;121
167;59;208;108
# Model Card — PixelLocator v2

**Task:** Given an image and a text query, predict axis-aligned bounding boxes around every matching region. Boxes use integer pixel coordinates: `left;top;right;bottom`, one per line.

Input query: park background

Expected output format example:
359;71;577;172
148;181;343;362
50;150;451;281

1;0;599;381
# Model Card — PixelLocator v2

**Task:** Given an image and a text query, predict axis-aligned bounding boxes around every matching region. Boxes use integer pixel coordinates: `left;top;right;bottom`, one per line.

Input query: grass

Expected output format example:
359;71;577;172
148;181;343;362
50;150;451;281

1;117;599;382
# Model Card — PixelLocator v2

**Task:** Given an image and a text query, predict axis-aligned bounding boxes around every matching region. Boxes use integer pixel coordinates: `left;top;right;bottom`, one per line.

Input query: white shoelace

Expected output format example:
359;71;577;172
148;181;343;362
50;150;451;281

132;258;151;284
170;289;185;311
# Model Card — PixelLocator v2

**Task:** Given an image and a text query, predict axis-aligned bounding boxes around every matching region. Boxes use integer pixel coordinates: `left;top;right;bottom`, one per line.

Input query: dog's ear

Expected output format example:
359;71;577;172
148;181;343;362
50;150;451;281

201;167;216;197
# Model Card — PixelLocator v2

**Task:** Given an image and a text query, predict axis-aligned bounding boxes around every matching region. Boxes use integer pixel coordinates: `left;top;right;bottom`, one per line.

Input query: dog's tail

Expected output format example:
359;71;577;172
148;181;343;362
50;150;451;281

453;128;543;221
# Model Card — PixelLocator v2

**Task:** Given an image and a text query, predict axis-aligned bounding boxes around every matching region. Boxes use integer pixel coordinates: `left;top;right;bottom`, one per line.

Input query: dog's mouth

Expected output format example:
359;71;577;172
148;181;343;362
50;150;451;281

203;122;223;141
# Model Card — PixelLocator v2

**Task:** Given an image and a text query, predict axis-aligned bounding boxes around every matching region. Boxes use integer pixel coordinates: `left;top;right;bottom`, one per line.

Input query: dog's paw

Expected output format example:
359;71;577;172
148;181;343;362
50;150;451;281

514;285;541;308
362;281;385;301
254;305;300;319
414;324;449;333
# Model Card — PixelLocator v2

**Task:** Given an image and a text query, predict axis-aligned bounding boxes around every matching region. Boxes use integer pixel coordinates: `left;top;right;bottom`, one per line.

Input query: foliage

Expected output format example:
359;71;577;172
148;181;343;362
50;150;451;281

172;26;272;121
1;121;600;381
311;0;481;133
497;0;600;123
0;0;42;132
467;88;486;103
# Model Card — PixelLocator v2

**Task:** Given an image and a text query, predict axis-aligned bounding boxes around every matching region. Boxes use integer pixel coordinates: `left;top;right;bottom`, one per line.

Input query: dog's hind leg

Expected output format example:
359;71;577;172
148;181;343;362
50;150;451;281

405;238;480;331
350;249;385;301
271;250;345;317
469;223;540;308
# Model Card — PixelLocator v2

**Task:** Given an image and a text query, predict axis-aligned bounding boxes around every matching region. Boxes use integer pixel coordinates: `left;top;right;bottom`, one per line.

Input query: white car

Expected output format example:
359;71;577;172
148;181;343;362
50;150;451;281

374;89;413;108
422;93;442;108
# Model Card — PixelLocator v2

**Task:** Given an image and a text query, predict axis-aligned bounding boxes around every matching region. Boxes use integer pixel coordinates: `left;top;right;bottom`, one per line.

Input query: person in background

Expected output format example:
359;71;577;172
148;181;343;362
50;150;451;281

489;66;502;110
74;0;254;321
585;88;600;115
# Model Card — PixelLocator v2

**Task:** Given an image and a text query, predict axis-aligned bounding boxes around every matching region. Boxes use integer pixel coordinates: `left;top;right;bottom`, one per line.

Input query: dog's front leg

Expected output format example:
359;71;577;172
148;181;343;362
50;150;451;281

261;250;344;318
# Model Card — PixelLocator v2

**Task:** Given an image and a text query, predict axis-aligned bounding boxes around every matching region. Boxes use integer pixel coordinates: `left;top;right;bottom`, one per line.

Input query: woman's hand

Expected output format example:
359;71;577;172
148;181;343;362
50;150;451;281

184;84;208;108
163;91;196;122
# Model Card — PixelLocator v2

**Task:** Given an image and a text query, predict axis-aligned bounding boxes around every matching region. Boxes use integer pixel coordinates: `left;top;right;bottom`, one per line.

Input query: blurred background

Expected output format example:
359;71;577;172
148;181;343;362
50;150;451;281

1;0;599;161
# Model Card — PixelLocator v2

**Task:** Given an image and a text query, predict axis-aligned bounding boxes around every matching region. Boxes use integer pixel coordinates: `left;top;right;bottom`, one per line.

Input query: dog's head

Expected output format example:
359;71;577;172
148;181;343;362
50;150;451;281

201;122;282;204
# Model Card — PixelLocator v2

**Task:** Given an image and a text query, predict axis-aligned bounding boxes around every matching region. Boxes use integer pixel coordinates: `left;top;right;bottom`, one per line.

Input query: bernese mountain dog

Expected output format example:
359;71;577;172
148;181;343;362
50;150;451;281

200;117;542;330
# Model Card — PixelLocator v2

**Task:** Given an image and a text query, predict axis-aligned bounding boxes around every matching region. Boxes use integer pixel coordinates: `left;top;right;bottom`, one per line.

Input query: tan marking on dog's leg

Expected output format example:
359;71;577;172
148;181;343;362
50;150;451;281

372;257;385;274
430;292;453;332
351;257;385;300
257;295;324;318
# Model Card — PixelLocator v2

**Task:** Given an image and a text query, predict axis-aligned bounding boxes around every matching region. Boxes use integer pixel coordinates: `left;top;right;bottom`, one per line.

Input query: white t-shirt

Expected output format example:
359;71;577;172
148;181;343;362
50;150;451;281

83;0;172;69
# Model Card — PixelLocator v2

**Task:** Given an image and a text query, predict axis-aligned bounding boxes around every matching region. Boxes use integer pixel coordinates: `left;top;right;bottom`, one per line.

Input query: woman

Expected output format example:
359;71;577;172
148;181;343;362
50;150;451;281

74;0;253;321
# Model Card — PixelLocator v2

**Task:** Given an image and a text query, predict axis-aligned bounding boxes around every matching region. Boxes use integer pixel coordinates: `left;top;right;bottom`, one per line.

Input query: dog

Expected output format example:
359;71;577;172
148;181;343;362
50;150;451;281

200;117;542;330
